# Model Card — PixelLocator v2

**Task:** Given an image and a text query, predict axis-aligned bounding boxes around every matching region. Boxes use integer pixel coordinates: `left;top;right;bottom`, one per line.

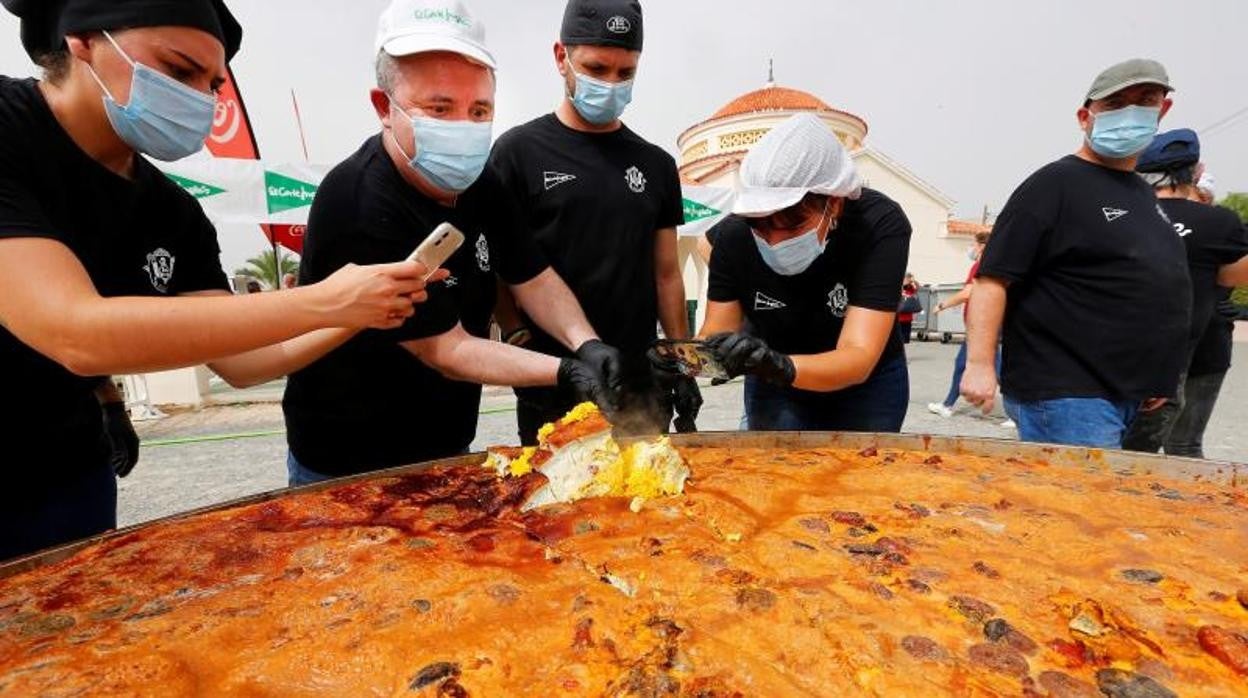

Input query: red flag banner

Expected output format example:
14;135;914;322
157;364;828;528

206;69;260;160
264;224;306;255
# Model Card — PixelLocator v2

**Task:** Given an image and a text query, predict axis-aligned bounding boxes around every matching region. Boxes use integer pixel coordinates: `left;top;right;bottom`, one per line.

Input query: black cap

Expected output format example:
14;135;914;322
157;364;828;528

1136;128;1200;174
560;0;643;52
2;0;243;62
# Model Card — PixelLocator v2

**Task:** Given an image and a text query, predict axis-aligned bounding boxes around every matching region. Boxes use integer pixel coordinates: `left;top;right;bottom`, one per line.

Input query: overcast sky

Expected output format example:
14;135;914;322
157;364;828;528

3;0;1247;270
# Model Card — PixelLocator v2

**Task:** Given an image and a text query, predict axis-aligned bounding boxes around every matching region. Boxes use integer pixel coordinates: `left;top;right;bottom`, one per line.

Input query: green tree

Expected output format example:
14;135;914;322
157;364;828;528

1219;194;1248;306
233;248;299;290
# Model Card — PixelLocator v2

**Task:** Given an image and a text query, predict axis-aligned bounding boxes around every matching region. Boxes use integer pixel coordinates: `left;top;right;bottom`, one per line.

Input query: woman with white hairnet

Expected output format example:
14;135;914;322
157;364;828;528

687;113;913;431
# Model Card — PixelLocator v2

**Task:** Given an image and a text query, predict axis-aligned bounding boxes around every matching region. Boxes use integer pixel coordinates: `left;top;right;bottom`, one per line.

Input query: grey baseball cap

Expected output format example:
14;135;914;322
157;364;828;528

1086;58;1173;102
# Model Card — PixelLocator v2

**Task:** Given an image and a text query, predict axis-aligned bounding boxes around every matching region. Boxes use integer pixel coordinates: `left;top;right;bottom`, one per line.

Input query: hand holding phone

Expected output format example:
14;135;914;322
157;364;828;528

407;222;465;280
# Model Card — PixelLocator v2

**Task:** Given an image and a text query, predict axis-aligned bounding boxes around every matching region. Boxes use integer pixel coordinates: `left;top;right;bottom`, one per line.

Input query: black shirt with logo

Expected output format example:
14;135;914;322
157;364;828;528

1158;198;1248;359
706;188;911;367
0;76;229;481
488;114;685;357
283;135;545;476
978;155;1191;402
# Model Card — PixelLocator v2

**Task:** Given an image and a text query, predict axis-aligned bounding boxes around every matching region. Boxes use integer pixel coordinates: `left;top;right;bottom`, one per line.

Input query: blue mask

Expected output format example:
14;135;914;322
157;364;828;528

566;60;633;125
389;102;492;193
752;202;833;276
1087;105;1160;159
87;31;216;161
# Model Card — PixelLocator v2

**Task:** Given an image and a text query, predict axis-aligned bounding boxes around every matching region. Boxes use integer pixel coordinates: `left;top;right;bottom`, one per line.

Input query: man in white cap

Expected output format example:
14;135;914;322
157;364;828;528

488;0;698;442
681;114;913;432
282;0;622;485
961;59;1191;448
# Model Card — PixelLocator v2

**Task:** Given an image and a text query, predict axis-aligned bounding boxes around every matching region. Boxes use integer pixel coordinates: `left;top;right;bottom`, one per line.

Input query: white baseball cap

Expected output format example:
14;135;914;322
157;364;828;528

734;113;862;217
375;0;496;69
1197;171;1217;200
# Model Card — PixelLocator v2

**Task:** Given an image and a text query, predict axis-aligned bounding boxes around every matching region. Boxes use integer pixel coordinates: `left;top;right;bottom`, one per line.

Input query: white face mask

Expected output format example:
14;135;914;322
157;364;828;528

752;200;833;276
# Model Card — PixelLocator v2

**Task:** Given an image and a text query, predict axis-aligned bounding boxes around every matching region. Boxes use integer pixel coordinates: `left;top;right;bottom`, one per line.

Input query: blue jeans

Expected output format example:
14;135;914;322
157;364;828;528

1003;396;1139;449
287;451;335;488
942;343;1003;408
745;355;909;432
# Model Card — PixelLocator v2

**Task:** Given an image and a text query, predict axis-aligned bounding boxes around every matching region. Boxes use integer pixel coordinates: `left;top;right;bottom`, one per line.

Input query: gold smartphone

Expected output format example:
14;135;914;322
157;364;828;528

407;222;465;280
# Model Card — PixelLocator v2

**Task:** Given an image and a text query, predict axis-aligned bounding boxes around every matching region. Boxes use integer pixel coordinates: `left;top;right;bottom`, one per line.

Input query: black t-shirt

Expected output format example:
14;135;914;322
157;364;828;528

0;77;228;481
282;135;545;476
978;155;1191;401
706;188;911;368
1188;288;1234;377
1160;198;1248;356
488;114;685;357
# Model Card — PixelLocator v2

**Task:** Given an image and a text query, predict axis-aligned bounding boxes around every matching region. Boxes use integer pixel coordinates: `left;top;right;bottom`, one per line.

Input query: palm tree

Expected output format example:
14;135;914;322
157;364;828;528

234;248;300;290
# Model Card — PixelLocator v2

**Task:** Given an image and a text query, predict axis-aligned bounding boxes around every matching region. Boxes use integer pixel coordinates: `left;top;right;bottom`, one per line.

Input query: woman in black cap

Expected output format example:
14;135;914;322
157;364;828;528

0;0;441;560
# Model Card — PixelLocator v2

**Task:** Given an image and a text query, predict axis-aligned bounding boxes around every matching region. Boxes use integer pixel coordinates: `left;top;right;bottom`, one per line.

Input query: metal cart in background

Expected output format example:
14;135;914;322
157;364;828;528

913;283;966;343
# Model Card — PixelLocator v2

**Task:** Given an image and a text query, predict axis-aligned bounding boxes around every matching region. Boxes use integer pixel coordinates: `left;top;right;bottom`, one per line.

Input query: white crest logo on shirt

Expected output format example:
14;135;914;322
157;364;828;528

1172;222;1193;238
543;171;577;191
143;248;175;293
625;166;646;194
1102;207;1129;222
754;292;787;311
827;283;849;318
443;275;459;288
475;234;491;272
606;16;632;34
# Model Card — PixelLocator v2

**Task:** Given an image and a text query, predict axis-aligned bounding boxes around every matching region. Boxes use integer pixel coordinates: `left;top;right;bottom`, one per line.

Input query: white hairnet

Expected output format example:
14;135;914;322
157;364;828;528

1197;171;1217;200
733;113;862;218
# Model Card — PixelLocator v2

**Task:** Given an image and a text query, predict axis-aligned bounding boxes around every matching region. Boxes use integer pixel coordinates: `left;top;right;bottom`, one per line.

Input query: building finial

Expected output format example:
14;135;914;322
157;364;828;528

766;58;775;88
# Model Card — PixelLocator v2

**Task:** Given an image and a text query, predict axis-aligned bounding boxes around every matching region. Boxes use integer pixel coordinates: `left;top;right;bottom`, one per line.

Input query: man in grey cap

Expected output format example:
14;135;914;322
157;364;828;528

960;59;1192;448
488;0;700;442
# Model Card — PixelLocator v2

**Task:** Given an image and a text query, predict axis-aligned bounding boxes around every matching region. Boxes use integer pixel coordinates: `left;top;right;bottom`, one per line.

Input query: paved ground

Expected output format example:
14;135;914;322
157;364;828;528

120;341;1248;527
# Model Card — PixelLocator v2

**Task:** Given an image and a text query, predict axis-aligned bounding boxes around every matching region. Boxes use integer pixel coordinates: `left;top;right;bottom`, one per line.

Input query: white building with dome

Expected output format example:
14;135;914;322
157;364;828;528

676;79;988;327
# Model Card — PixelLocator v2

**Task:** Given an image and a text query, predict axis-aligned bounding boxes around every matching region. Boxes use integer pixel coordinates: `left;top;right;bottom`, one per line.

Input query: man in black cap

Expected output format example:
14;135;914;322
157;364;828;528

489;0;701;443
1121;130;1248;454
961;59;1191;448
0;0;438;560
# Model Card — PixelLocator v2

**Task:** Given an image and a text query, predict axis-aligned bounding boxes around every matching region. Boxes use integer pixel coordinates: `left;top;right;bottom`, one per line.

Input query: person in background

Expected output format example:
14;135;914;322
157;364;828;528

283;0;622;486
1122;133;1248;454
488;0;699;441
682;114;913;432
896;273;920;344
0;0;436;560
281;272;298;289
961;59;1191;448
927;233;1012;428
245;279;263;294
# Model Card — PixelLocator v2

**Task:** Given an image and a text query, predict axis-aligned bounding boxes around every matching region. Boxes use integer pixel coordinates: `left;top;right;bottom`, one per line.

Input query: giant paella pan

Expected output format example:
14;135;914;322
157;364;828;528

1;426;1245;696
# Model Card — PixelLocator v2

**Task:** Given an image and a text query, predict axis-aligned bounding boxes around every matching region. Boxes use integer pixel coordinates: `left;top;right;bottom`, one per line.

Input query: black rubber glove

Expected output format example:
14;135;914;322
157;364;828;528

706;332;796;387
558;358;617;415
1216;299;1248;322
671;376;703;433
101;402;140;478
575;339;625;399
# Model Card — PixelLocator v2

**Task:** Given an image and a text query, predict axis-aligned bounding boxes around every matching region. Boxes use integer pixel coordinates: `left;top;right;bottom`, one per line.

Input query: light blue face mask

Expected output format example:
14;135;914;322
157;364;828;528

566;60;633;125
1086;105;1161;159
389;101;492;194
752;202;833;276
86;31;216;161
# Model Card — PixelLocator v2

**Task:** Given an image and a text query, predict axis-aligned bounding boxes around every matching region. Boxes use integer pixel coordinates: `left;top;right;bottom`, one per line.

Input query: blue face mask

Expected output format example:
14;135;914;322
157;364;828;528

1086;105;1161;159
87;31;216;161
752;202;833;276
566;60;633;125
389;101;492;194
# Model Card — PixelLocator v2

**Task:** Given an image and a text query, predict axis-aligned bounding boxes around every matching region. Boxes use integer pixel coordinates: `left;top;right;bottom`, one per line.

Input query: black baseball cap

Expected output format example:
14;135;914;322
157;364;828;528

3;0;243;61
560;0;643;52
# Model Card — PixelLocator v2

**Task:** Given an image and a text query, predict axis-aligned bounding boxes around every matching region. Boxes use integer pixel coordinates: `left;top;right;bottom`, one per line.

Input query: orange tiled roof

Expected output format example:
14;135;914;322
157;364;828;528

947;219;993;236
711;86;836;119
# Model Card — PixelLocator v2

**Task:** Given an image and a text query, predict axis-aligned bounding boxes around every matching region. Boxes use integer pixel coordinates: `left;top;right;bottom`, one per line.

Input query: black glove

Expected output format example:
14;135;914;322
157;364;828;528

558;358;617;415
1216;299;1248;322
706;332;796;386
101;402;140;478
574;339;624;401
671;376;703;433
